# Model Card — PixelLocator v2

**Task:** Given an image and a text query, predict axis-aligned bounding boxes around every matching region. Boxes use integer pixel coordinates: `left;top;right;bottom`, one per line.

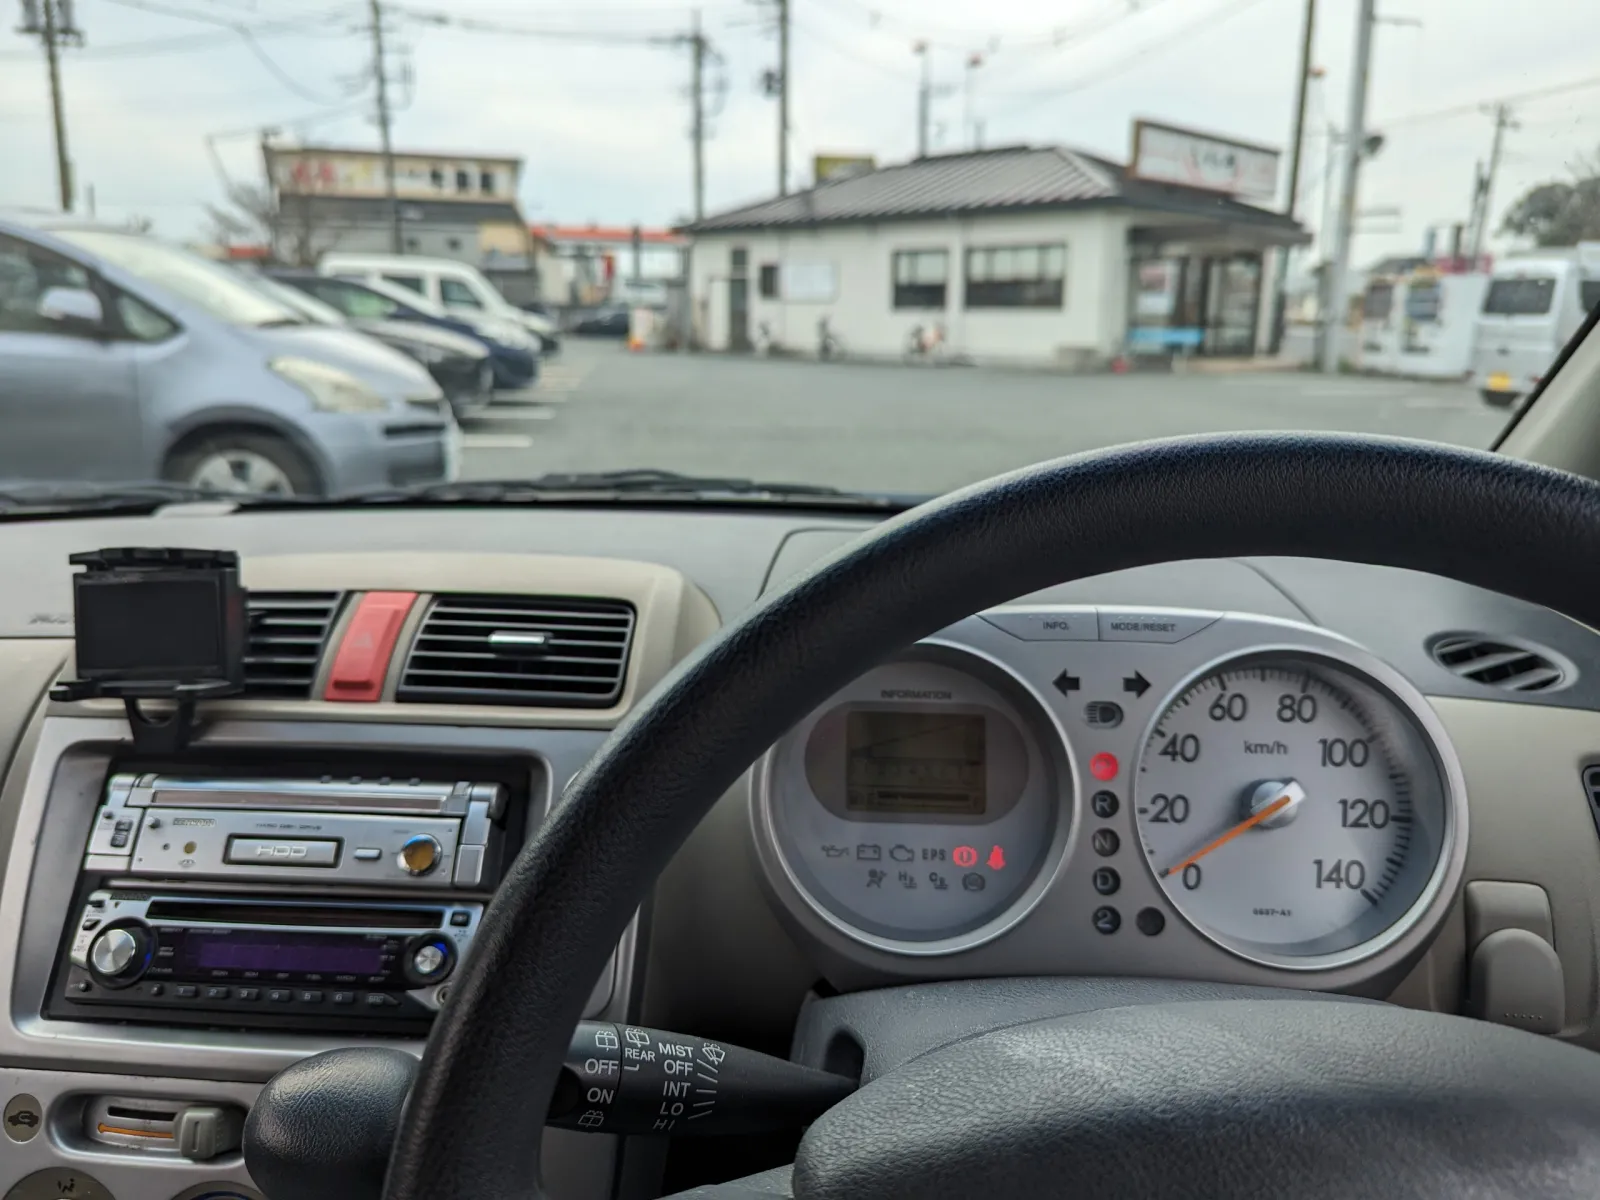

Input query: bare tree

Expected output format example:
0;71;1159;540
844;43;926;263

204;180;339;266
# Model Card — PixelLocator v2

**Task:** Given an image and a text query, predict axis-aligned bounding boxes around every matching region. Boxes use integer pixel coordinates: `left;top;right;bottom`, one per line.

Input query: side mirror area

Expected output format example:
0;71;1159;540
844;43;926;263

37;285;105;331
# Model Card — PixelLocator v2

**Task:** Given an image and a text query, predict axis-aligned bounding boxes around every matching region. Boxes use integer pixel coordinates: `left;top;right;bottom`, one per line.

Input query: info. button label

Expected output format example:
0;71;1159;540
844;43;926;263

224;836;340;867
978;607;1099;641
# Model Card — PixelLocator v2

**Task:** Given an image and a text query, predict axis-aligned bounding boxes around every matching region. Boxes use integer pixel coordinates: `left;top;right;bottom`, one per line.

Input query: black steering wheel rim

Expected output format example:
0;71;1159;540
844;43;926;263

382;433;1600;1199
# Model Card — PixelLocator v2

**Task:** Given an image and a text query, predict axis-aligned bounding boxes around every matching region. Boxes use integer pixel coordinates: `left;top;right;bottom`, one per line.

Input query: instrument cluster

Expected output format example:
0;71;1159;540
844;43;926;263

751;608;1468;986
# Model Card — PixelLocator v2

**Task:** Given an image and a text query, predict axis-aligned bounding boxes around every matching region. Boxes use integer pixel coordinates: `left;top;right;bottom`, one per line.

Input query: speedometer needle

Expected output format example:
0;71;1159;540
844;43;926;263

1160;794;1292;878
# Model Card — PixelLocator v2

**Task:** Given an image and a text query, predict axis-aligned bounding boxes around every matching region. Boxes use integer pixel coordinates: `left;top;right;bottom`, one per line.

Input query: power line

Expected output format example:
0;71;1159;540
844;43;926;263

984;0;1272;118
97;0;362;103
387;3;684;45
1380;72;1600;130
791;19;915;81
805;0;1164;55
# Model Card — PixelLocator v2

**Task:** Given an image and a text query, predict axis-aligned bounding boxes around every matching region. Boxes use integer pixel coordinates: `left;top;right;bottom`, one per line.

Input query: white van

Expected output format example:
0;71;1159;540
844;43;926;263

318;253;561;354
1393;271;1489;380
1472;248;1600;408
1355;276;1403;374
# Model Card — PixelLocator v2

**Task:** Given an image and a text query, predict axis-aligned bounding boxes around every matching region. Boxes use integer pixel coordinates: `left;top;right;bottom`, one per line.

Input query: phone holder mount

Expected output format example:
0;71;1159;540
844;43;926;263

50;547;248;755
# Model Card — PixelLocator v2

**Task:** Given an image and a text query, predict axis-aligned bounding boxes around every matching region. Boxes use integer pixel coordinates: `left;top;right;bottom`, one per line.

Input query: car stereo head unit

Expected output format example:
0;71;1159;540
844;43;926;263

49;769;518;1033
52;891;479;1031
85;773;507;889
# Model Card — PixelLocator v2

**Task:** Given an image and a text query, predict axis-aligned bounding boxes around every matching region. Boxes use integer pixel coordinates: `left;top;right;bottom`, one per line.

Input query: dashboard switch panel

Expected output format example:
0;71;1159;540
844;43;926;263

324;591;417;702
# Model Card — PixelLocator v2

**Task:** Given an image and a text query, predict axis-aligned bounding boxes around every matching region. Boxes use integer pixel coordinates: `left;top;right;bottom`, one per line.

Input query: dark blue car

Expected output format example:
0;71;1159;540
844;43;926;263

269;270;539;391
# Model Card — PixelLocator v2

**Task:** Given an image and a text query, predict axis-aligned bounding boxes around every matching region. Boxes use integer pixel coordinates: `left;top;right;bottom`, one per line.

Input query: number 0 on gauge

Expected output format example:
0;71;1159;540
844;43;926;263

1133;650;1463;970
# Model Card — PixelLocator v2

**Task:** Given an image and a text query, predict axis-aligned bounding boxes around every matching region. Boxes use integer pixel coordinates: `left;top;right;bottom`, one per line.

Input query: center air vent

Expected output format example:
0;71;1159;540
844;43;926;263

398;595;635;708
243;592;343;698
1428;633;1570;694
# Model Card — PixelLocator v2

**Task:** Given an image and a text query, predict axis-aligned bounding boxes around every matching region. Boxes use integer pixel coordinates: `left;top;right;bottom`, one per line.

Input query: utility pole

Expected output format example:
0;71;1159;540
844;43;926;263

914;41;930;158
963;53;984;150
1269;0;1316;354
776;0;789;195
1319;0;1374;374
368;0;401;253
1466;103;1514;265
18;0;81;210
691;9;706;222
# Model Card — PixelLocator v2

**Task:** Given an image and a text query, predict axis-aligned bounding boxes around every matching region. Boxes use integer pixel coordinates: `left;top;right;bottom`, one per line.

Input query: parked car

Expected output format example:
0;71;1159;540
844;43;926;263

272;270;538;392
1472;248;1600;408
573;305;631;337
318;252;563;356
0;216;458;496
253;272;493;420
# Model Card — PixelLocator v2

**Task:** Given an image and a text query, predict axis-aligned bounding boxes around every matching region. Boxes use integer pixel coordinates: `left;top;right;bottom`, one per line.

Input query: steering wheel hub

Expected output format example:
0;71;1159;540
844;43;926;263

794;1000;1600;1198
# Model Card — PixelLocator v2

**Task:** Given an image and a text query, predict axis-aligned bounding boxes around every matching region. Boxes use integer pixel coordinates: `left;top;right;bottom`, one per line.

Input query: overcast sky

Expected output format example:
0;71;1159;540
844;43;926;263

2;0;1597;265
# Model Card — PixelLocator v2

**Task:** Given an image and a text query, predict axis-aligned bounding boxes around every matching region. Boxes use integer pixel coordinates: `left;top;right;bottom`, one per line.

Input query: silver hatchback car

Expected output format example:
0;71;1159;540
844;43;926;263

0;217;460;496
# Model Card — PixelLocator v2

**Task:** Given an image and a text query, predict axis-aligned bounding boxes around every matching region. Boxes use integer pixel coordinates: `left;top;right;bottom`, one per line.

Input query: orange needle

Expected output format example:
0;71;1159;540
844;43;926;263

1161;794;1292;878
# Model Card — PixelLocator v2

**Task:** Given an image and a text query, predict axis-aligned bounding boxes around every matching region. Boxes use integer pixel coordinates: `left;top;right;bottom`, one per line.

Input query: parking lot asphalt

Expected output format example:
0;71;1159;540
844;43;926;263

458;341;1511;496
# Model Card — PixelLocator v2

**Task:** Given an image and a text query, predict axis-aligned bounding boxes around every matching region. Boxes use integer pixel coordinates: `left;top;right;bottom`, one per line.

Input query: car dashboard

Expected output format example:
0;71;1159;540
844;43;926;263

2;504;1600;1200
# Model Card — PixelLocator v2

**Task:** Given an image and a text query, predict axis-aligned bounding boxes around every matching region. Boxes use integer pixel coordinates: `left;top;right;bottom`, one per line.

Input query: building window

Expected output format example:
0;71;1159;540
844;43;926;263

404;237;420;252
480;170;496;194
964;243;1065;309
892;249;948;309
758;263;778;298
429;167;444;189
730;246;748;273
446;236;462;251
455;169;470;193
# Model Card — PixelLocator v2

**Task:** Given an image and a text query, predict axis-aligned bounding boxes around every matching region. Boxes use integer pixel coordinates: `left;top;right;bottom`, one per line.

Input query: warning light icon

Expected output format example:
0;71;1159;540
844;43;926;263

987;845;1006;871
952;845;978;868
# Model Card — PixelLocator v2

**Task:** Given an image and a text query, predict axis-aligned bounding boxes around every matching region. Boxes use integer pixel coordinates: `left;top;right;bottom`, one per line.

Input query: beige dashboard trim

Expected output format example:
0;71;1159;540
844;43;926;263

41;551;721;729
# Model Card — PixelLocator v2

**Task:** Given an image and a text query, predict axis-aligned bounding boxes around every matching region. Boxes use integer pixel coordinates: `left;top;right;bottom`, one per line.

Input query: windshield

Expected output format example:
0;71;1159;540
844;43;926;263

2;0;1599;501
1484;277;1558;316
1362;284;1394;321
1405;282;1442;323
252;274;345;325
50;229;302;327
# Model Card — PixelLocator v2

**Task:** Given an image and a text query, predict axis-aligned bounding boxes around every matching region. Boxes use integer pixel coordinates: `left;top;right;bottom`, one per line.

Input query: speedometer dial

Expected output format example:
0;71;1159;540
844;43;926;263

1135;652;1457;969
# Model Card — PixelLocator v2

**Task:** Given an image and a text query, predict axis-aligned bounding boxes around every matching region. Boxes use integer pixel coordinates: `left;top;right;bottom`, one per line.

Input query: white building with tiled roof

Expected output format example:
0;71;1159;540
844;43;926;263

684;141;1307;366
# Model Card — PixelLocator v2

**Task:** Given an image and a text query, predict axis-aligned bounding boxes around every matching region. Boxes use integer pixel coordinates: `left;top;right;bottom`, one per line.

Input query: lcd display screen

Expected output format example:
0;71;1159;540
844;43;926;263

844;711;987;815
74;576;224;673
182;931;387;976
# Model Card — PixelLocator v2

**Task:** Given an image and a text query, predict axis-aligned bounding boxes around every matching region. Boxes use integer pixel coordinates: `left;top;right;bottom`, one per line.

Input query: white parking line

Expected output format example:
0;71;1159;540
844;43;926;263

1402;393;1471;410
497;393;567;406
460;433;536;449
483;407;556;421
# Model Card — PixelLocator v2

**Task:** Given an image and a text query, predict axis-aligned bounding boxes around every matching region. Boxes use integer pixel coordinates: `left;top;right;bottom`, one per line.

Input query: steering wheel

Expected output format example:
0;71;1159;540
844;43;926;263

251;434;1600;1198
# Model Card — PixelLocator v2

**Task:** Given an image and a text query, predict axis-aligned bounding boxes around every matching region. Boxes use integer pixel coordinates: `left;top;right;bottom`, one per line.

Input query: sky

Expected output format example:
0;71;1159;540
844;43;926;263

1;0;1598;267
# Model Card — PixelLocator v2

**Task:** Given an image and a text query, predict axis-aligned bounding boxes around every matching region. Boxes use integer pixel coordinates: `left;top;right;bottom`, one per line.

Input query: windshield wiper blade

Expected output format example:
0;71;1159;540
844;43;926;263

0;482;328;517
0;482;214;514
329;470;909;509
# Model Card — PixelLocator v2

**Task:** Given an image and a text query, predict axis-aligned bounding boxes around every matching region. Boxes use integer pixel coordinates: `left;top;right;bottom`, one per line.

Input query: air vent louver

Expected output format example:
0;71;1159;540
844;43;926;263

1429;634;1569;693
398;595;635;708
243;592;343;698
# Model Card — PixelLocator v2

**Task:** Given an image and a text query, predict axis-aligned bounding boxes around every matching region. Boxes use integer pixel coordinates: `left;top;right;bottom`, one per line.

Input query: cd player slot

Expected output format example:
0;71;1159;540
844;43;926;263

146;899;444;929
142;776;461;814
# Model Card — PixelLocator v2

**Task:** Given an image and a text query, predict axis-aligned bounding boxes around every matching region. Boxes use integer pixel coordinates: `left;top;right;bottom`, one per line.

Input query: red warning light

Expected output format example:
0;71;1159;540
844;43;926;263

952;845;978;868
1090;752;1119;781
987;845;1006;871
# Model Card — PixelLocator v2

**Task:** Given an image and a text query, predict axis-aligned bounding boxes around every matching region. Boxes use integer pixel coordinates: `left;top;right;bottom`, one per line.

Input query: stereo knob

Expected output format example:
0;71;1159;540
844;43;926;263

89;927;139;978
403;934;456;986
397;834;442;876
412;943;448;978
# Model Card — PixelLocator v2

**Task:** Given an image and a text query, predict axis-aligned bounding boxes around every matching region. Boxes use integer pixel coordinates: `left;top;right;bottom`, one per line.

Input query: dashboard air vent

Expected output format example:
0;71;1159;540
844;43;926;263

243;592;344;698
398;594;635;708
1428;633;1569;694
